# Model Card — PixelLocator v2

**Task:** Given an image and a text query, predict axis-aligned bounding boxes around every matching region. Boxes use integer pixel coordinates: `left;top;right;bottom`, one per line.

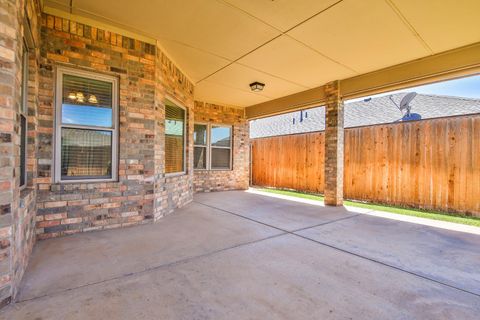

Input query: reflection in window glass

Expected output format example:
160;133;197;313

211;148;231;169
194;124;207;145
194;146;207;169
62;74;113;127
211;126;231;147
61;128;112;179
56;68;117;182
62;104;113;127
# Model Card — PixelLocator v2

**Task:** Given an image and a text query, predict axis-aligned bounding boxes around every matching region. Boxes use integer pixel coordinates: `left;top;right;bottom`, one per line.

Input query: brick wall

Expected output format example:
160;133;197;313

193;101;249;192
36;14;195;238
0;0;40;307
153;46;195;219
0;5;248;308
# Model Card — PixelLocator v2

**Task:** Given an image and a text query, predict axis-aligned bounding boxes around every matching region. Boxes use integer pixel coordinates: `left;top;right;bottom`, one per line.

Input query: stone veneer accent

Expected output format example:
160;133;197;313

324;80;344;206
193;101;249;192
0;0;41;307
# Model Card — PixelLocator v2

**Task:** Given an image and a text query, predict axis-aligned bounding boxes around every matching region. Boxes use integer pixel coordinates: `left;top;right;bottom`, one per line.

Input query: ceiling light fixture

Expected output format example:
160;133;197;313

250;81;265;92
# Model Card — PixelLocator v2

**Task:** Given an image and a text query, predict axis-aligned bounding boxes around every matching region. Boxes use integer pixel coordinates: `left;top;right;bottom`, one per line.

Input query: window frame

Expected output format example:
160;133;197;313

193;122;209;171
164;98;187;177
210;124;233;171
19;41;29;189
193;123;233;171
54;66;119;183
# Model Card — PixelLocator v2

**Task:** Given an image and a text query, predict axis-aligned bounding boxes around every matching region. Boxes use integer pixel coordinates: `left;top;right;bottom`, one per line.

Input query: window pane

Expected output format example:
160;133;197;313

62;74;113;127
211;148;231;169
61;128;112;179
194;124;207;145
211;126;231;147
194;146;207;169
20;115;27;187
165;103;185;173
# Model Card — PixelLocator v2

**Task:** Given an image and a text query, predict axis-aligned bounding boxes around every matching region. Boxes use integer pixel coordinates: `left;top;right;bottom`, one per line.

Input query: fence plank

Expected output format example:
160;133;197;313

251;115;480;217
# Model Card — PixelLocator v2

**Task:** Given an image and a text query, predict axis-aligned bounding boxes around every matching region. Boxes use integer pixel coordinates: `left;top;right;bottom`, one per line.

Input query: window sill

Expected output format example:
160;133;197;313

55;177;118;184
194;169;233;172
165;172;187;178
20;187;34;198
19;187;35;208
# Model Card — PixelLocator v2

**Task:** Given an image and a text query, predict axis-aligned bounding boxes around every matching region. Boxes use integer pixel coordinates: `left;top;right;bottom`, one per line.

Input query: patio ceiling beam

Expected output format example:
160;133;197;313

245;42;480;120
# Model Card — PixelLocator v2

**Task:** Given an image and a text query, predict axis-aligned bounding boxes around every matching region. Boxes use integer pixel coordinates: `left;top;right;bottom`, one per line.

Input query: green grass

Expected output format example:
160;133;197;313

257;188;480;227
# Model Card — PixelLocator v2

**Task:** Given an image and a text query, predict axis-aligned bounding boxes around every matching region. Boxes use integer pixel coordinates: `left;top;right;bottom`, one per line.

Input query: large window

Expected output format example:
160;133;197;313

193;124;232;170
55;67;118;182
165;101;186;174
19;43;28;188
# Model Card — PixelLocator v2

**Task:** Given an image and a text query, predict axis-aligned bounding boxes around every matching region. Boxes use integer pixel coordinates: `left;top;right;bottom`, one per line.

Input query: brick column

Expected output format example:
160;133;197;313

324;80;344;206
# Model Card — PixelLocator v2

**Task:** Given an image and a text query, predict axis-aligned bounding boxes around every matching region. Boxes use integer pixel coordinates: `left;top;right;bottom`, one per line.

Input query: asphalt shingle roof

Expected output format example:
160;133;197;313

250;93;480;138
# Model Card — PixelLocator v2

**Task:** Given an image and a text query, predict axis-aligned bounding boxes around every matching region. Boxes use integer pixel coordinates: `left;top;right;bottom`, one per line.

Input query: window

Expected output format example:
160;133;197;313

165;100;186;174
19;43;28;188
55;67;118;182
193;124;207;170
193;124;232;170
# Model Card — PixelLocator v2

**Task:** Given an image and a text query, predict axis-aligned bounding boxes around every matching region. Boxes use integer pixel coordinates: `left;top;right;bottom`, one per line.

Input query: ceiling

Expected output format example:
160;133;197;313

43;0;480;107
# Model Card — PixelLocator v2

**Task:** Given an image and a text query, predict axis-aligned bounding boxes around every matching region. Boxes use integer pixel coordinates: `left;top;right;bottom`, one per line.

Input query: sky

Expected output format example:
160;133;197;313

346;74;480;103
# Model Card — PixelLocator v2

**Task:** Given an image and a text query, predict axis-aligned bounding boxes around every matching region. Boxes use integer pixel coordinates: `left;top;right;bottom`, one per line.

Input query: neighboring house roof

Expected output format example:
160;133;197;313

250;93;480;138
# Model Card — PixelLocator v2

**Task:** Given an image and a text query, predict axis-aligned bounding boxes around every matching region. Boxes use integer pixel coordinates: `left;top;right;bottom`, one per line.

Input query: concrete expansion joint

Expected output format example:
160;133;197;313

13;231;286;305
193;201;480;299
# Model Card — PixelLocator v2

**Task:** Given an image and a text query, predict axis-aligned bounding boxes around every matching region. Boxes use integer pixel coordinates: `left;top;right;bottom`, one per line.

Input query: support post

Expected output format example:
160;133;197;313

324;80;344;206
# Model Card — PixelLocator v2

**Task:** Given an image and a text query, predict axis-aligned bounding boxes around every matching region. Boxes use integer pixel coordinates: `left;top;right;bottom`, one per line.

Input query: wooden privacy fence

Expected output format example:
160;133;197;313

251;115;480;216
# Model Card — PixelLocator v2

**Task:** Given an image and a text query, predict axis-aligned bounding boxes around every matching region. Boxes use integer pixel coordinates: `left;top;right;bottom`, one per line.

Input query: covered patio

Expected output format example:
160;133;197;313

2;191;480;319
1;0;480;316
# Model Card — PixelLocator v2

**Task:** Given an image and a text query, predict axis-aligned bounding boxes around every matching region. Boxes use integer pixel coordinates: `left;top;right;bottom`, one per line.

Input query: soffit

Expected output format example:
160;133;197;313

390;0;480;53
195;80;270;107
203;63;307;100
72;0;281;60
222;0;339;31
238;35;356;88
43;0;480;107
287;0;431;74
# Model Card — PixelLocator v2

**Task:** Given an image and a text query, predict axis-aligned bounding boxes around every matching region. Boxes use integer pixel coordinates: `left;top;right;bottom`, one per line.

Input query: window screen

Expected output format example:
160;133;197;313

165;102;185;173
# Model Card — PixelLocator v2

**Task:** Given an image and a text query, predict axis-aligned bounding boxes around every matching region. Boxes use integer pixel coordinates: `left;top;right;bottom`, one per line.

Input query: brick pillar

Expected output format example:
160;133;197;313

324;80;344;206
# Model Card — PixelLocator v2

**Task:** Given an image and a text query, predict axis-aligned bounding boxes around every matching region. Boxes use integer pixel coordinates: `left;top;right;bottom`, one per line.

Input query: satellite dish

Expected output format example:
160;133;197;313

399;92;417;116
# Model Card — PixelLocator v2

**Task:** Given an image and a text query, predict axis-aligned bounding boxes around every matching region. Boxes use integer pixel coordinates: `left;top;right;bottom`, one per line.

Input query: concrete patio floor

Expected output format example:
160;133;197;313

2;191;480;319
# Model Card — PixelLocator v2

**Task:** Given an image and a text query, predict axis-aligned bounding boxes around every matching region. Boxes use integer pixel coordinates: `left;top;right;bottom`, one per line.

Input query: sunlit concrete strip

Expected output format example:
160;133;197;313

247;188;480;235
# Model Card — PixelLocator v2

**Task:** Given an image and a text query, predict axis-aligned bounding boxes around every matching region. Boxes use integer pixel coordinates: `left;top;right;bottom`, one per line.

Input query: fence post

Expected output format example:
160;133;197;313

324;80;344;206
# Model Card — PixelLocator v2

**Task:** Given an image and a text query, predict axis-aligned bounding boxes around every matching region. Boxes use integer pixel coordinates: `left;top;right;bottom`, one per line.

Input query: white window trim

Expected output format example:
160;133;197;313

165;97;187;177
54;66;119;183
194;123;233;171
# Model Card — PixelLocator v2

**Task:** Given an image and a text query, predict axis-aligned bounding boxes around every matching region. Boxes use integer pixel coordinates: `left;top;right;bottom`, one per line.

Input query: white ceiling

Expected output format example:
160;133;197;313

44;0;480;107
